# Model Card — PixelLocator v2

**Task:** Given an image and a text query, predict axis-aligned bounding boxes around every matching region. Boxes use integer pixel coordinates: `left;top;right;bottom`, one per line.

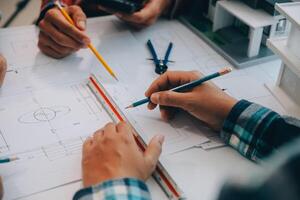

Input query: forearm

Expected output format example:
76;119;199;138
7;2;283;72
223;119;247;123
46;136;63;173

221;100;300;162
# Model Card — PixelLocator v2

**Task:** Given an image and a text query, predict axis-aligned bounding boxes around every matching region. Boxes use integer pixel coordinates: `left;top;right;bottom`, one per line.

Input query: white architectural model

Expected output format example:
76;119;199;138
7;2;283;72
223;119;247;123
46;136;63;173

210;0;290;58
266;2;300;117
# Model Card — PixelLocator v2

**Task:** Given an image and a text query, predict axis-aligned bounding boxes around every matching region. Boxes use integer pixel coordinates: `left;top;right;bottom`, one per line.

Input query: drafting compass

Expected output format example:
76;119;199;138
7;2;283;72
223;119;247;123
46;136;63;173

146;39;174;75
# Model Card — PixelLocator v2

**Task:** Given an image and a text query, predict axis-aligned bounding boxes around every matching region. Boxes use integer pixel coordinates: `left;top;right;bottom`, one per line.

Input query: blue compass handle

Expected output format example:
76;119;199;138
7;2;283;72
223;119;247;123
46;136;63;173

163;42;173;65
147;40;160;65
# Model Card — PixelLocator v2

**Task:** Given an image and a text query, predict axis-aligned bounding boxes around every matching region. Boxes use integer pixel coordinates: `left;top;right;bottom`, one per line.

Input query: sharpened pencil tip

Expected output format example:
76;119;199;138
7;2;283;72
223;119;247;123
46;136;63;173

113;75;119;81
10;157;19;161
219;67;233;75
125;105;133;109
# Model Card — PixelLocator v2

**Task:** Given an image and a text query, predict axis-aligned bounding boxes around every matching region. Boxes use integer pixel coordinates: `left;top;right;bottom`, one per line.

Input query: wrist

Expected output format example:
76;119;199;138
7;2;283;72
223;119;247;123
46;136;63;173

210;96;238;131
74;178;150;200
83;174;144;188
83;168;145;187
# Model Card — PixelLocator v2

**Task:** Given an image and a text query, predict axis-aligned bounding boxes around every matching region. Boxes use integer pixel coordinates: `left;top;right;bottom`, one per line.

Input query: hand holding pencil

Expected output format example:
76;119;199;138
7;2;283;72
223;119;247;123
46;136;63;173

38;4;90;58
142;70;238;131
54;1;118;80
38;1;118;80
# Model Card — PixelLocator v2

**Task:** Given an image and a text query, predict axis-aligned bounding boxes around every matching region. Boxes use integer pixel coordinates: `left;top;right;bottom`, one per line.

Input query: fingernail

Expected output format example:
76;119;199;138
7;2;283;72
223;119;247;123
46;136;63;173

151;93;159;103
78;20;86;30
156;135;165;145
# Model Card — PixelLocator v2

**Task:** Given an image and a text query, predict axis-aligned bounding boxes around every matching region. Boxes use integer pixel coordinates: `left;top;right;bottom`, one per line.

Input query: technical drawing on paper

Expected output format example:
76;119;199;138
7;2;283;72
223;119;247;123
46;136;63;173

0;80;114;200
0;129;9;153
18;106;71;124
0;81;112;154
4;136;87;162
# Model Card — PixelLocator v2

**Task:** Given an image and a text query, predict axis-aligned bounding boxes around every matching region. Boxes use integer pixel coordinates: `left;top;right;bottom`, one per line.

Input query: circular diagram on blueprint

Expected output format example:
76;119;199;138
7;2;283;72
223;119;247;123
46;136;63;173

18;106;71;124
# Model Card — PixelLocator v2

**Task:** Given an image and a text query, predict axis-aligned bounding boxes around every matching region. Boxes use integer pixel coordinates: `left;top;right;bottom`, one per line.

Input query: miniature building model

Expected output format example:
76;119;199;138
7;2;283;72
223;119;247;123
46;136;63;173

212;0;290;58
180;0;291;68
266;2;300;117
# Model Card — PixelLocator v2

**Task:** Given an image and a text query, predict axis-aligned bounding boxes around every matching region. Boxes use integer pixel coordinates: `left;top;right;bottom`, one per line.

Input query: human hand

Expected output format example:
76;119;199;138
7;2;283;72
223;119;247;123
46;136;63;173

38;5;90;59
0;55;7;87
145;71;238;131
114;0;172;28
82;122;164;187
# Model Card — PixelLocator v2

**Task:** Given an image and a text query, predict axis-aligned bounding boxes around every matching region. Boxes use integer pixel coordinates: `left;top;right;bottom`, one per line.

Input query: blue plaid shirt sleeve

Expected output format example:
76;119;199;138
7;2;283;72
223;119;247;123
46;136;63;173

221;99;300;162
73;178;151;200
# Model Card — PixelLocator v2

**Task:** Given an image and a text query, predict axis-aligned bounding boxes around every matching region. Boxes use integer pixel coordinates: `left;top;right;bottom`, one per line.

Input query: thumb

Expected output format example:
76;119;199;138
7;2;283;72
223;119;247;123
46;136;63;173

150;91;187;108
144;135;164;172
68;6;87;30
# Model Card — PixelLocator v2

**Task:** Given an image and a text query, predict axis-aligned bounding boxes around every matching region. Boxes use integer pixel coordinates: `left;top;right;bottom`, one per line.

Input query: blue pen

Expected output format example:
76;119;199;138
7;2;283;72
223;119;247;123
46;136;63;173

125;67;232;109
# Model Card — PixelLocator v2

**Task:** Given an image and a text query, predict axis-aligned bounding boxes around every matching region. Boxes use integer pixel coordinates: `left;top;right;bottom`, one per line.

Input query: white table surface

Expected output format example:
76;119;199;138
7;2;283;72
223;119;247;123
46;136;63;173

1;16;284;200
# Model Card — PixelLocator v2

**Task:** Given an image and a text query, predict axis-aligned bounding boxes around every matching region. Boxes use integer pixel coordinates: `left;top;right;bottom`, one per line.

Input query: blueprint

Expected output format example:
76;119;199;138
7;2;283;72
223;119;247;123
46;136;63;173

0;16;287;200
0;18;209;200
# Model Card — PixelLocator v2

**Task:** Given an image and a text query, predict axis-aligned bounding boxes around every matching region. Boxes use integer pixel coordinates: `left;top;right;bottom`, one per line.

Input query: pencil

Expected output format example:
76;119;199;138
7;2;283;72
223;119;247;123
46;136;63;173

0;156;19;164
54;1;118;81
125;67;232;109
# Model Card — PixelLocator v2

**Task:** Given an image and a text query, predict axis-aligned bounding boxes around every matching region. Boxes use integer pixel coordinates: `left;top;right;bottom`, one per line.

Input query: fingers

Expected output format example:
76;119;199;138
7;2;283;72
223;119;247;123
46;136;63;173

115;0;172;28
145;71;200;110
38;6;90;59
147;102;157;110
91;122;132;144
83;136;93;155
39;20;79;50
116;122;133;137
145;71;200;98
150;90;188;109
159;106;178;121
0;56;7;87
116;121;131;134
38;42;65;59
144;135;164;172
93;129;104;141
44;7;90;45
103;122;117;136
38;32;77;57
115;0;159;28
68;5;87;30
117;122;135;143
